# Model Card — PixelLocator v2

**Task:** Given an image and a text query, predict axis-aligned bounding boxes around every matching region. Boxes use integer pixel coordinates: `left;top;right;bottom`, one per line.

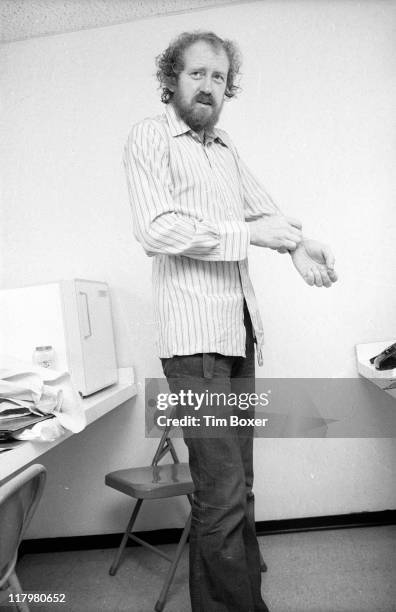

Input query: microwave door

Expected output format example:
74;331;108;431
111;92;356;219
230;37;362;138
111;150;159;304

76;281;118;395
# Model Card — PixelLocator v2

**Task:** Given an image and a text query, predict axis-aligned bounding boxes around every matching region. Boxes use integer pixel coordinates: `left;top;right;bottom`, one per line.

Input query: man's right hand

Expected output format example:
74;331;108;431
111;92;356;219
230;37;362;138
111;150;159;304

248;215;303;251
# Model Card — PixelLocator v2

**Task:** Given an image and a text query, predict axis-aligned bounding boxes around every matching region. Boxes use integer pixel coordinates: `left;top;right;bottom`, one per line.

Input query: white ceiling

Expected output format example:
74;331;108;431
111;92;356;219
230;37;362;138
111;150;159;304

0;0;244;43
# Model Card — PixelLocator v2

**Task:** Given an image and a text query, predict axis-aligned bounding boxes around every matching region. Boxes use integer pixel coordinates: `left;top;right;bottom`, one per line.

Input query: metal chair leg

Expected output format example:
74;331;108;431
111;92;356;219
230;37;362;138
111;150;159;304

154;511;192;612
259;549;268;572
109;498;143;576
8;571;30;612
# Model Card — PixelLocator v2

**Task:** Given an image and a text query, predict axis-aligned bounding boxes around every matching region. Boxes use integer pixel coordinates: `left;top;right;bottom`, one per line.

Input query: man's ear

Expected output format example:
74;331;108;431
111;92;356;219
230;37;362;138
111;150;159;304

165;75;177;92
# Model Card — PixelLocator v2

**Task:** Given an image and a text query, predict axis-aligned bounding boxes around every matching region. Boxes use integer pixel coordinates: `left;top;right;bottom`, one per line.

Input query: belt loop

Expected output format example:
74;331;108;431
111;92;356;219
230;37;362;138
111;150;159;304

203;353;215;379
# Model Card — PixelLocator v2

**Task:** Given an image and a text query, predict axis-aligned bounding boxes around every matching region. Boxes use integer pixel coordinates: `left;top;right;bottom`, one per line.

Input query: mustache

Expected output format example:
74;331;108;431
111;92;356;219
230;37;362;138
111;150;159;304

194;93;215;106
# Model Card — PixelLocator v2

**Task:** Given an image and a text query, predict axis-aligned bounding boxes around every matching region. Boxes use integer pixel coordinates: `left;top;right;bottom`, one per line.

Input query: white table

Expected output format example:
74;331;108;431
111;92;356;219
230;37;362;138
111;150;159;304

355;341;396;400
0;367;137;483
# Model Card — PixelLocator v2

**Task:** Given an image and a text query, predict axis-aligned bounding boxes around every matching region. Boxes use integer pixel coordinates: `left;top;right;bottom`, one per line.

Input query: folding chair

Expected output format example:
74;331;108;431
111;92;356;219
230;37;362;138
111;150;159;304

106;424;267;611
0;464;47;612
105;425;193;612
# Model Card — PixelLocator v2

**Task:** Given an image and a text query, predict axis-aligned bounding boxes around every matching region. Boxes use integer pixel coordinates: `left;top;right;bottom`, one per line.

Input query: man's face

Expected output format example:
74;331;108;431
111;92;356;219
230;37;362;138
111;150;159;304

171;40;229;133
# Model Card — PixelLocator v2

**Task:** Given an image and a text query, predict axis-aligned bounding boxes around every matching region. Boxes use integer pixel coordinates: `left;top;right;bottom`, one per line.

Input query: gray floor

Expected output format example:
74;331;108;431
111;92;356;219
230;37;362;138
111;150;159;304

2;526;395;612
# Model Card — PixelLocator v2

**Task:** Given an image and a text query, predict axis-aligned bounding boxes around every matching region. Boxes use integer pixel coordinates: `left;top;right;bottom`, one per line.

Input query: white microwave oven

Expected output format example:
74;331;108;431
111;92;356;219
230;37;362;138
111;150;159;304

0;279;118;396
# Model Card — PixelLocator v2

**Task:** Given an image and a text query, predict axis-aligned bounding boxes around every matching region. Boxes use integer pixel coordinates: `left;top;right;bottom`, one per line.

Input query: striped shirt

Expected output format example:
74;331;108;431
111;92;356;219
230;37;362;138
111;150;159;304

124;104;279;365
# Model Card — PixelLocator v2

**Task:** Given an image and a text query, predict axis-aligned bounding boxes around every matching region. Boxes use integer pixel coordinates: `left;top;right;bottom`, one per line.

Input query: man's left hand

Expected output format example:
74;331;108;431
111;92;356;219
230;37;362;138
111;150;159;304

290;239;338;287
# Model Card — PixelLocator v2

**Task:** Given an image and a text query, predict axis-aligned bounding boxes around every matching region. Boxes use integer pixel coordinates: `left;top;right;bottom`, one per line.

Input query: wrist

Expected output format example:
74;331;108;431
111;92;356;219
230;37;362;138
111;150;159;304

289;238;306;258
247;220;259;246
291;236;306;250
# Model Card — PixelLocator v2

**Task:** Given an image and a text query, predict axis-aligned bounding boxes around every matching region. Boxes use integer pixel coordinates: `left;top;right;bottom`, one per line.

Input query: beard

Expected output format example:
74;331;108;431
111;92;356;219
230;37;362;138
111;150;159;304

172;90;223;133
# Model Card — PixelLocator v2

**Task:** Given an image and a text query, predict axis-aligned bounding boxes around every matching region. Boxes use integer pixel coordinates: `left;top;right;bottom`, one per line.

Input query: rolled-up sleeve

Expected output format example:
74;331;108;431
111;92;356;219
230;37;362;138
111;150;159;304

124;121;250;261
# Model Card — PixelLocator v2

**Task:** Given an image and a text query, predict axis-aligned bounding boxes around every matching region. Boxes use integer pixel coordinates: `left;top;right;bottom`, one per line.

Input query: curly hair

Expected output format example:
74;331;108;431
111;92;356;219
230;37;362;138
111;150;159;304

156;31;242;104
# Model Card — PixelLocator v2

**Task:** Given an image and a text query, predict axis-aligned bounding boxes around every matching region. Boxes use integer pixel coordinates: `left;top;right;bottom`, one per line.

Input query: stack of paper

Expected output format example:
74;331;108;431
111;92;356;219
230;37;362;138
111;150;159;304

0;358;86;441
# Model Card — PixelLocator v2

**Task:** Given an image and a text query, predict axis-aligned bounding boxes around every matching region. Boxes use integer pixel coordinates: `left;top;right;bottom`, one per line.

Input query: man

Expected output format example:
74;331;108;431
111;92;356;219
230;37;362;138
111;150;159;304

124;31;337;612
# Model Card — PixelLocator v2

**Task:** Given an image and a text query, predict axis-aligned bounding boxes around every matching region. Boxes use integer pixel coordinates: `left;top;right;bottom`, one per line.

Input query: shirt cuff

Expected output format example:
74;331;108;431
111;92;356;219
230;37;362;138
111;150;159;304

216;220;250;261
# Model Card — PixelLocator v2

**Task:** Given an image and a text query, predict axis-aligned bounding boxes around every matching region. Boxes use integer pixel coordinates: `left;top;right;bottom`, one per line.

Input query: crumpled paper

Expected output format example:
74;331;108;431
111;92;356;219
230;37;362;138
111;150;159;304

0;356;86;441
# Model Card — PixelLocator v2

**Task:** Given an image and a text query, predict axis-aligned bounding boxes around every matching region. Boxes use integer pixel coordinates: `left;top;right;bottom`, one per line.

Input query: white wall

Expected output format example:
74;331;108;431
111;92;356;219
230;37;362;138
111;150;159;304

1;0;395;538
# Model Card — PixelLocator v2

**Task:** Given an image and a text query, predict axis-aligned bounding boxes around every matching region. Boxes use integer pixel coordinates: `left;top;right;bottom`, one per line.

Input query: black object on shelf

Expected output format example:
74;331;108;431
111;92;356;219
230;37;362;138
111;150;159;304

369;342;396;370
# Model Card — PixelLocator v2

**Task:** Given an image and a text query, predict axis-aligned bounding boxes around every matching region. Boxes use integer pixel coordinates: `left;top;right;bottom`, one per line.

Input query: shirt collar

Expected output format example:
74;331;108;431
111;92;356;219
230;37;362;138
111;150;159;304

165;103;190;136
165;104;227;147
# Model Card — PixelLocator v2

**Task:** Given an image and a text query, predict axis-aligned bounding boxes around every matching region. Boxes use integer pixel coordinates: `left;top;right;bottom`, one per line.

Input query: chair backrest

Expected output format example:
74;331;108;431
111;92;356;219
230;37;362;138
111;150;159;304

151;411;180;467
0;464;46;588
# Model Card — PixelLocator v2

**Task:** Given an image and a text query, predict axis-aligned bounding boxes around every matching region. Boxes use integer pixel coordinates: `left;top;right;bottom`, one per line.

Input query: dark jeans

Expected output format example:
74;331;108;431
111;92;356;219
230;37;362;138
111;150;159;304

161;309;268;612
